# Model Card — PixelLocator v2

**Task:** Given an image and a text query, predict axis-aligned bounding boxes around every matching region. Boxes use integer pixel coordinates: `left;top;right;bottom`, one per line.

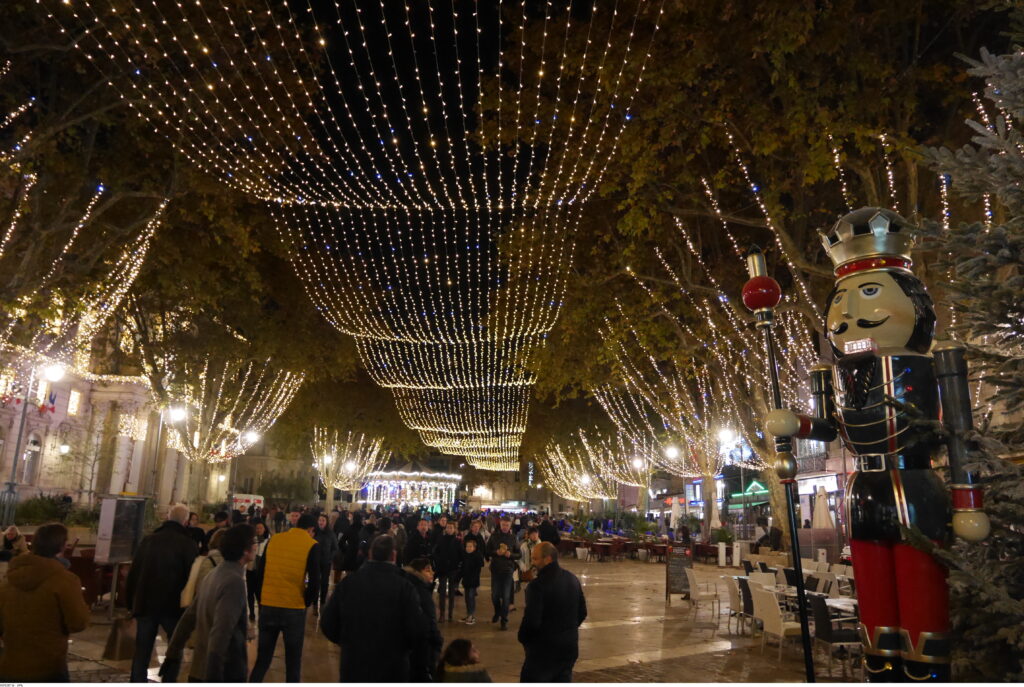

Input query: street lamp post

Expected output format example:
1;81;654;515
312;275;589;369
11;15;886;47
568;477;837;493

1;364;65;527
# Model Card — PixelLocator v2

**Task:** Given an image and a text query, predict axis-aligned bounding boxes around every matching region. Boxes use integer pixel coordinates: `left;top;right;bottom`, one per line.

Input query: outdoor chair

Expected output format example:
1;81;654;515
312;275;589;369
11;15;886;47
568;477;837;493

801;558;816;572
818;572;841;598
806;575;822;593
816;561;832;573
775;567;788;586
751;587;802;660
742;559;755;575
684;567;721;624
811;594;861;679
784;567;800;587
757;561;772;573
748;571;776;589
724;576;749;635
737;577;756;635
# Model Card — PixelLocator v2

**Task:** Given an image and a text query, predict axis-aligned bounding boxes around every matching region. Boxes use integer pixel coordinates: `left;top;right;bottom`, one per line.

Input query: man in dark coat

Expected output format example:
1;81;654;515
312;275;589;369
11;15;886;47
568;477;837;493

321;534;428;682
485;517;520;631
538;516;561;546
404;518;433;565
517;542;587;683
125;504;198;682
431;521;462;622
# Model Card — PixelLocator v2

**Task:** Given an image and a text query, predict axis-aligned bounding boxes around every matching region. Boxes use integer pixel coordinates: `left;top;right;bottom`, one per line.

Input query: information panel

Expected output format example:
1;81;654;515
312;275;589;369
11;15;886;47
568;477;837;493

95;496;148;565
666;544;694;599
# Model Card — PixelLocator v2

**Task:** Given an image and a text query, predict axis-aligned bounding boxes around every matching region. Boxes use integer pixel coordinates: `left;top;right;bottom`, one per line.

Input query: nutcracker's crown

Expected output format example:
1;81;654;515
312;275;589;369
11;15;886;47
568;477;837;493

819;207;917;277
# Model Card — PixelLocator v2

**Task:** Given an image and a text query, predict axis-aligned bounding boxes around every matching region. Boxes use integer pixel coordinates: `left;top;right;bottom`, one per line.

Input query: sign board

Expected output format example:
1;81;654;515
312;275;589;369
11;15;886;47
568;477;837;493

95;496;148;565
232;493;264;513
666;545;693;599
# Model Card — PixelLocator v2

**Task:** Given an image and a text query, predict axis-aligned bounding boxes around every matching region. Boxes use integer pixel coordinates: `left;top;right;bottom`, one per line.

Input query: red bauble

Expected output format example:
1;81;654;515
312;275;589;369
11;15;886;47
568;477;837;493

741;275;782;311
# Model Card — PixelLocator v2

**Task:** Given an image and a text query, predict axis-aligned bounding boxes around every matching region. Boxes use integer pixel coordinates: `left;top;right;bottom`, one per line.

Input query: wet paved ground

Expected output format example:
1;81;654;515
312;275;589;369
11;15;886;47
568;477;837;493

67;557;859;682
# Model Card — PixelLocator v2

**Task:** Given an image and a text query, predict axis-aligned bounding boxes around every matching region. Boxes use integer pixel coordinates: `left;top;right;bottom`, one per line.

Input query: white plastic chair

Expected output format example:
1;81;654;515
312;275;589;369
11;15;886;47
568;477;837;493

723;576;747;635
751;586;802;660
685;567;721;623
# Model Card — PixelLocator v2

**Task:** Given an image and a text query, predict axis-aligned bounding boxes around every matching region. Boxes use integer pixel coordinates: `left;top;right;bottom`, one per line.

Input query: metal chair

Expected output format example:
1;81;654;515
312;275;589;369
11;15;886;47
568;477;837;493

811;594;861;678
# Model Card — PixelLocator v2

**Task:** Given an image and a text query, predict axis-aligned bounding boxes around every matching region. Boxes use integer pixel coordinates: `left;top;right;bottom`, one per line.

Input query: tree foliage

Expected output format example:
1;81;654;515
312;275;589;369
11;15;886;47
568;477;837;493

922;44;1024;680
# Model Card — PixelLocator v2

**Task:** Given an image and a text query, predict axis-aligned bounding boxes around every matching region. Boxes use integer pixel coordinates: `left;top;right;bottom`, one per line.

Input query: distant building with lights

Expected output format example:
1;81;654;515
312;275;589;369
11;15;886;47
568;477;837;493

361;461;461;508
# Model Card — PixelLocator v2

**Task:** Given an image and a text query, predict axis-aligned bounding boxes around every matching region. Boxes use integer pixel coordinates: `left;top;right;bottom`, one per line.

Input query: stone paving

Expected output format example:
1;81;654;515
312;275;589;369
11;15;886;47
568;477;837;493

67;557;859;682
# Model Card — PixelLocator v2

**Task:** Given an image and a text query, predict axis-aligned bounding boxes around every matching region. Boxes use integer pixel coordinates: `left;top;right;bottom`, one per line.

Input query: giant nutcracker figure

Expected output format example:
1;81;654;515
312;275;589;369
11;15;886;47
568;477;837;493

757;207;990;682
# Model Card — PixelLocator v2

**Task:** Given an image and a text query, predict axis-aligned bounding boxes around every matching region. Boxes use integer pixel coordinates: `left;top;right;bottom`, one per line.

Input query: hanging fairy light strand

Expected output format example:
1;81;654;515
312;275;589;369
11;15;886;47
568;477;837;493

43;0;664;470
311;427;390;491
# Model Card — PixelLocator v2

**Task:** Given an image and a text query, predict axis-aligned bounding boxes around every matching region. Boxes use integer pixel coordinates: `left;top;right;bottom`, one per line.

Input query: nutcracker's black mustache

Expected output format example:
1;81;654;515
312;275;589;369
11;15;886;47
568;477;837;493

831;316;889;336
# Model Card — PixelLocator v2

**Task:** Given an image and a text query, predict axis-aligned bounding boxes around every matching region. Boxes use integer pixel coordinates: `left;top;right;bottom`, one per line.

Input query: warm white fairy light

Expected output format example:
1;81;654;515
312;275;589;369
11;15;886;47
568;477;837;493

878;132;900;213
575;426;653;487
827;132;854;212
0;66;167;366
311;427;390;491
540;433;617;502
43;0;663;470
144;356;304;464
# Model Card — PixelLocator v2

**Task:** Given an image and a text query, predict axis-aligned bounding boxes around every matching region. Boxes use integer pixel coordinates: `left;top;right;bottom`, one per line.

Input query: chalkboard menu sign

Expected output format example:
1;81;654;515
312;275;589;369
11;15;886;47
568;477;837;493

95;496;148;565
666;545;694;599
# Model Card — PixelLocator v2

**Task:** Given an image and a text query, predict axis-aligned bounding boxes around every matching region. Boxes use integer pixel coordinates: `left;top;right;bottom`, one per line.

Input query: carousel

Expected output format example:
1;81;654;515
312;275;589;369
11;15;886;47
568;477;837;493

361;462;462;508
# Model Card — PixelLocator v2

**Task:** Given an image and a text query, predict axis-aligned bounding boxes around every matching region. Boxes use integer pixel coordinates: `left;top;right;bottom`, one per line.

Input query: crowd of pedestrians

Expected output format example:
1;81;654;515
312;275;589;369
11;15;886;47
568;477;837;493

0;502;586;683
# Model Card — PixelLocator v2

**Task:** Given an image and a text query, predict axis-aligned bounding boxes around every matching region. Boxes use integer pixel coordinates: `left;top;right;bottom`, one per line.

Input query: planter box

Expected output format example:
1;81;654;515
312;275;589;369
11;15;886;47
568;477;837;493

575;547;590;560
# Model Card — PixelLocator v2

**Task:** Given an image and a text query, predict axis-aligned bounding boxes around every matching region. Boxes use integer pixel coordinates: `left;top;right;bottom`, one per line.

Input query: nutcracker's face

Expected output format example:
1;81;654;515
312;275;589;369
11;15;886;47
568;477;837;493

826;271;918;354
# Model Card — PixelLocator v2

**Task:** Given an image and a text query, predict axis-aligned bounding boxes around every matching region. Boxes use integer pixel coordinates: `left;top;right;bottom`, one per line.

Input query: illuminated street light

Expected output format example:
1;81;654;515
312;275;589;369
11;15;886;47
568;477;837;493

323;454;334;465
580;474;592;485
218;474;226;482
718;428;737;445
631;457;644;469
168;406;187;422
244;430;260;444
344;461;357;472
59;444;71;455
664;445;680;459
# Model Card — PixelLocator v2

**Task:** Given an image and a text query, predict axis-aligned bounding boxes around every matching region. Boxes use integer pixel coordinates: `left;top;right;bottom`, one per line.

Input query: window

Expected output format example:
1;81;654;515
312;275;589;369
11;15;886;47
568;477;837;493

67;390;81;416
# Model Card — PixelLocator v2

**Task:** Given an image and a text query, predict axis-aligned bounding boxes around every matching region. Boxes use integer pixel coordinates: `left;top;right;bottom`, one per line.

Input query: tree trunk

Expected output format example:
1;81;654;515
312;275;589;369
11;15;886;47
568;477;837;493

702;471;717;539
762;465;794;553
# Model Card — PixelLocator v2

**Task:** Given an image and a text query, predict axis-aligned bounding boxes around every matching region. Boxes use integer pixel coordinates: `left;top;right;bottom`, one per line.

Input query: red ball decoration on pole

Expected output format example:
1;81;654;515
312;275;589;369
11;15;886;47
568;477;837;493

741;275;782;311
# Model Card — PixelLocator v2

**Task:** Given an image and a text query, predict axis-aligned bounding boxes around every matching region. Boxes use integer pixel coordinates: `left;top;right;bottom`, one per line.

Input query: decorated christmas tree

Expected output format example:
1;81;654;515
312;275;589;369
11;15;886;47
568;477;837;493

925;47;1024;681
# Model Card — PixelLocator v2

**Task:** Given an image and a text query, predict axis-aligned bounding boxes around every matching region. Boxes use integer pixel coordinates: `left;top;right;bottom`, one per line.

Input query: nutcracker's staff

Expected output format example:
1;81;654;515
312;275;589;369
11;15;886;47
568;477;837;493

741;245;815;682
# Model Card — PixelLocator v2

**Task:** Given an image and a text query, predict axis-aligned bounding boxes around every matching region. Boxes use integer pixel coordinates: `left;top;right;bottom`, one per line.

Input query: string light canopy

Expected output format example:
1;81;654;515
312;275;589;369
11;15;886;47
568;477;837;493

311;427;390;492
42;1;665;470
143;355;304;464
539;433;617;503
0;62;167;368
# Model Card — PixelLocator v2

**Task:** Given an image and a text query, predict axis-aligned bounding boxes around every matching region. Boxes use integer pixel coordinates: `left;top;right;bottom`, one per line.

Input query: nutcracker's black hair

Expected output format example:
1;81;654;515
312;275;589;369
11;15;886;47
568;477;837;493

823;270;935;357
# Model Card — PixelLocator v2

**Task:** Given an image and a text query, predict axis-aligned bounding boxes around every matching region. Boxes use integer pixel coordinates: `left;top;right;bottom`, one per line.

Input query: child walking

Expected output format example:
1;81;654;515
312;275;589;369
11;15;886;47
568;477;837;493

460;538;484;625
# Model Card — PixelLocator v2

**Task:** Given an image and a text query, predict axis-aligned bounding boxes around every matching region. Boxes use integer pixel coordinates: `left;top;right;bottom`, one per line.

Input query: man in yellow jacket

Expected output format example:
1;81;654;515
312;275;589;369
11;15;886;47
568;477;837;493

249;513;320;683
